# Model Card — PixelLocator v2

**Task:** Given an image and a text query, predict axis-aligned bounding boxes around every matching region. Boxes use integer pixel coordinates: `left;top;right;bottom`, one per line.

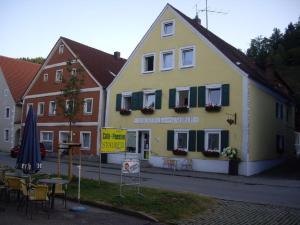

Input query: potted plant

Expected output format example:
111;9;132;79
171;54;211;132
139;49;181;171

172;149;188;156
141;107;154;114
174;106;189;113
120;108;131;115
202;150;220;157
205;104;221;112
223;147;240;175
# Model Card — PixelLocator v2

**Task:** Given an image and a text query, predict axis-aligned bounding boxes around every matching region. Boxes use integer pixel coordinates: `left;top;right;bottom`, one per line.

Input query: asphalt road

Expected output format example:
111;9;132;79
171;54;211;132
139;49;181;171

1;152;300;209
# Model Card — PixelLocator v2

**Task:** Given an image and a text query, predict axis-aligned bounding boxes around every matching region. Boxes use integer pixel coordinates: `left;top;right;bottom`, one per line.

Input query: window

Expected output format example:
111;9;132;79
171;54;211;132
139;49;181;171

160;50;174;71
71;68;77;76
26;103;33;115
176;88;189;107
43;74;48;82
205;131;221;152
37;102;44;116
83;98;93;114
55;69;63;82
126;131;137;153
49;101;56;115
206;85;221;106
174;130;188;151
5;107;10;118
65;100;74;113
59;131;71;143
59;44;64;54
4;129;9;142
276;102;284;120
122;93;132;110
80;132;91;150
40;132;53;151
161;20;175;37
142;53;155;73
143;91;155;109
180;46;195;68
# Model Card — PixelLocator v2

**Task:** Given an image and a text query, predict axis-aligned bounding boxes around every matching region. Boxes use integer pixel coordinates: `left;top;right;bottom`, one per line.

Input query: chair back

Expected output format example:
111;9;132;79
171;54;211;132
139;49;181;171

52;177;66;194
20;180;29;196
7;177;22;190
32;185;48;200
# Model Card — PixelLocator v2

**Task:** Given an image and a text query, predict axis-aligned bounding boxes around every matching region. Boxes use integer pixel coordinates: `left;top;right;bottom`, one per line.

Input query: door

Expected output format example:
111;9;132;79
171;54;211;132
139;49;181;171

140;131;150;160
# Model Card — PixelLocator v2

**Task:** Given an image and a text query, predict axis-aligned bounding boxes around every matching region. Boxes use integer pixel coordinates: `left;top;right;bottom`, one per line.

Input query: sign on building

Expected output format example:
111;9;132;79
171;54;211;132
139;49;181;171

100;128;126;153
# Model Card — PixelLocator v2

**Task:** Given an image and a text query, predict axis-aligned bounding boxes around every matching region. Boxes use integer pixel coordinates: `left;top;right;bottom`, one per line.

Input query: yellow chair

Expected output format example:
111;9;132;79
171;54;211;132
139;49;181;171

51;177;67;208
28;184;50;219
6;177;23;200
17;180;33;212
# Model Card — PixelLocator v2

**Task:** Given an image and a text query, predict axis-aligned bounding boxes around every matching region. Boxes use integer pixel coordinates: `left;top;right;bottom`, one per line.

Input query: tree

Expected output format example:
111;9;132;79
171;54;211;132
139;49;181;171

18;57;45;64
56;59;84;180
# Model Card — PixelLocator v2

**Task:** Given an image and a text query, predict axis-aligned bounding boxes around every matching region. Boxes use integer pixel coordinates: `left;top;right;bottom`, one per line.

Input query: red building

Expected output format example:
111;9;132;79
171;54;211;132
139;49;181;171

22;37;126;155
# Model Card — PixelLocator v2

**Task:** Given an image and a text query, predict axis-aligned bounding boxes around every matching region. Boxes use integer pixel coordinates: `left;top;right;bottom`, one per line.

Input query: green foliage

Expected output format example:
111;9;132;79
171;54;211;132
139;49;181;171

18;57;45;64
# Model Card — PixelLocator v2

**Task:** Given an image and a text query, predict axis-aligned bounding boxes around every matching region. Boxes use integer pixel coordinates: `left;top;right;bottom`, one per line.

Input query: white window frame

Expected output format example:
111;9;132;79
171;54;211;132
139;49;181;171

179;46;196;68
40;131;54;152
59;44;64;54
205;84;222;106
43;74;48;82
143;90;156;109
71;68;77;76
141;53;155;74
160;49;175;71
26;103;33;115
37;102;45;116
5;107;10;119
176;87;190;108
205;129;221;152
80;131;91;150
83;98;93;114
49;101;56;116
4;129;9;142
65;99;74;112
174;129;189;151
55;69;63;83
121;92;132;110
161;19;175;37
59;131;72;143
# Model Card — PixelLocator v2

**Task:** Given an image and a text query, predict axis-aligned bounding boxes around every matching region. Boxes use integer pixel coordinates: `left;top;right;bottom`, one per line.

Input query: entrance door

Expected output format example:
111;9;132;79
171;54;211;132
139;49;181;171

140;131;150;160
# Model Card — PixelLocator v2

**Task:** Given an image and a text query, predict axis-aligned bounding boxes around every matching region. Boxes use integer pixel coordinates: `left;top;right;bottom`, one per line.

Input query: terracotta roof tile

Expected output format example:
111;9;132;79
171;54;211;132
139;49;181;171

0;56;40;102
61;37;126;88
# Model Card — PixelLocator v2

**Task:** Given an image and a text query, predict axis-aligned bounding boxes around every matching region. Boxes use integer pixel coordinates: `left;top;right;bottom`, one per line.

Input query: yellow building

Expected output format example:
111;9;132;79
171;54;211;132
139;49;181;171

106;4;295;176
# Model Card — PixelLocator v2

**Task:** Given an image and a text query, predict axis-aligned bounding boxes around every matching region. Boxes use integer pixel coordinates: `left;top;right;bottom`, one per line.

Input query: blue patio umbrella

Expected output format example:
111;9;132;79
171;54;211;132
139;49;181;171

16;106;42;174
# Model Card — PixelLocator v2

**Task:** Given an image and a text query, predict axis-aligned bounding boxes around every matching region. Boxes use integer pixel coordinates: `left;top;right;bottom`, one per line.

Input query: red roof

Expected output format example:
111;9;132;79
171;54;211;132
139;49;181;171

0;56;40;102
61;37;126;88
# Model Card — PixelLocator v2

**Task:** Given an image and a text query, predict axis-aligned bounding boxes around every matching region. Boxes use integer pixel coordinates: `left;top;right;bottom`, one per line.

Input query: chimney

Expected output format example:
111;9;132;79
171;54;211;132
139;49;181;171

114;51;120;59
194;13;201;26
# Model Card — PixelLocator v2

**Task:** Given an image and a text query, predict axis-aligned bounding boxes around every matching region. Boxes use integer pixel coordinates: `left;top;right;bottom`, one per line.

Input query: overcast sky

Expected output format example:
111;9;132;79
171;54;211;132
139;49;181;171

0;0;299;59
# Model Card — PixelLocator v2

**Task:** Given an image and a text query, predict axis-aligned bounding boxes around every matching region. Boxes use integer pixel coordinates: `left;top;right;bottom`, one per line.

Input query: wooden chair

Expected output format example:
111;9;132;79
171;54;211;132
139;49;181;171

6;177;23;201
28;184;50;219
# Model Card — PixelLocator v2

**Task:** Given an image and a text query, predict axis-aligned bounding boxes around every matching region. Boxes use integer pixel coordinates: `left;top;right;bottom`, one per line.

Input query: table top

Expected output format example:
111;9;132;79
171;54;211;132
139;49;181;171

5;172;30;178
0;168;10;172
39;178;69;185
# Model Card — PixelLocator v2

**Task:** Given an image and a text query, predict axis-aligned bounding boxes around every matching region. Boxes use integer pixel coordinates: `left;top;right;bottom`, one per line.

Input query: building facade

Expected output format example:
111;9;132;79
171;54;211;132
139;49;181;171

22;37;125;155
106;4;295;176
0;56;40;152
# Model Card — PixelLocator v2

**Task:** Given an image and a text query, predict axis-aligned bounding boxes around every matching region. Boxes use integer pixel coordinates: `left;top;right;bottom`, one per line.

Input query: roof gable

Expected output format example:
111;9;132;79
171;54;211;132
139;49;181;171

0;56;40;102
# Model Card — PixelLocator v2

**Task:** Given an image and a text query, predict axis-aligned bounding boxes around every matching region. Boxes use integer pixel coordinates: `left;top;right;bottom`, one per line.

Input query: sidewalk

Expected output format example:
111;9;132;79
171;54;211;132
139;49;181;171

46;153;300;188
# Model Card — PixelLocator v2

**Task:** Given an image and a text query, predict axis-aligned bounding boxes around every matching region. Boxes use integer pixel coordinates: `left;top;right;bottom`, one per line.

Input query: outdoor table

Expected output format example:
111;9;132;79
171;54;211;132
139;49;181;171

38;178;69;209
5;172;30;179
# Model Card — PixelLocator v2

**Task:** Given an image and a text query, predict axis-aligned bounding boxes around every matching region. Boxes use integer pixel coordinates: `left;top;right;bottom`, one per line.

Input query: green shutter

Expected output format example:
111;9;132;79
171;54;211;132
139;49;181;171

198;86;206;107
155;90;162;109
221;84;230;106
116;94;122;111
167;130;174;150
169;89;176;109
138;92;143;109
132;92;143;110
189;87;197;108
188;130;196;151
197;130;204;151
221;130;229;152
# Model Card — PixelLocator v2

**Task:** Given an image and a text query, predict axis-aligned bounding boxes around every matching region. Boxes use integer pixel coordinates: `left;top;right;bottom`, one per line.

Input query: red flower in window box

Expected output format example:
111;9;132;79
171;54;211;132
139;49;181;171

120;109;131;115
174;106;189;113
205;104;221;112
202;150;220;157
141;107;154;114
172;149;188;156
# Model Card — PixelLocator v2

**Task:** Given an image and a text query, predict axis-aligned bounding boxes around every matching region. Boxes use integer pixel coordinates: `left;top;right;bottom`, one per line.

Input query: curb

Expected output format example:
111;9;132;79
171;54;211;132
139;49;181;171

66;197;159;223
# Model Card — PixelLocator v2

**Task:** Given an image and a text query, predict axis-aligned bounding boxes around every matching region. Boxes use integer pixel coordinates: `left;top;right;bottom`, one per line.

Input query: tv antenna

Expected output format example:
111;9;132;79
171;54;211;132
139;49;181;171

196;0;227;29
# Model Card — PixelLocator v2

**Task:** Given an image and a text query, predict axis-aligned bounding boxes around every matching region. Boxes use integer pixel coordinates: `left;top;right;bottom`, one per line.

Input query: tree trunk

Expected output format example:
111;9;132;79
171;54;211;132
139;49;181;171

68;121;73;181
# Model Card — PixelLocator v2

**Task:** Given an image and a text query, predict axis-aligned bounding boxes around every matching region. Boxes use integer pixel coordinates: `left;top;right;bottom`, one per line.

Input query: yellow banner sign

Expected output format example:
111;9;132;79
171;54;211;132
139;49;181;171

100;128;126;153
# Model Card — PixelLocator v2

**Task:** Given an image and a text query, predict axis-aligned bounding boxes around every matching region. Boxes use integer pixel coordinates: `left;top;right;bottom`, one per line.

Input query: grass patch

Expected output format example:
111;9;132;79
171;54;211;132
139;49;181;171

66;177;216;223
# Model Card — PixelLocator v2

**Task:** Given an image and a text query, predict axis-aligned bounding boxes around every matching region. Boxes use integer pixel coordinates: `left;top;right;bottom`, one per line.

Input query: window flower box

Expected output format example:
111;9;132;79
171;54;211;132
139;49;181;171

141;107;154;114
202;150;220;157
174;106;189;113
172;149;188;156
205;104;221;112
120;109;131;115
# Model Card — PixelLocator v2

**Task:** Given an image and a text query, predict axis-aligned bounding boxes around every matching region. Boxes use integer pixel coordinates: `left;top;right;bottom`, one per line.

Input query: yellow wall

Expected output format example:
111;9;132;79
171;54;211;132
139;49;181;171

248;80;295;160
108;7;244;160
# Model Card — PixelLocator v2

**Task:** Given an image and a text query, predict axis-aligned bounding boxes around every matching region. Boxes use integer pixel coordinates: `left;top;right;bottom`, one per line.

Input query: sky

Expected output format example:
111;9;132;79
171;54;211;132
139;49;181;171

0;0;299;59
